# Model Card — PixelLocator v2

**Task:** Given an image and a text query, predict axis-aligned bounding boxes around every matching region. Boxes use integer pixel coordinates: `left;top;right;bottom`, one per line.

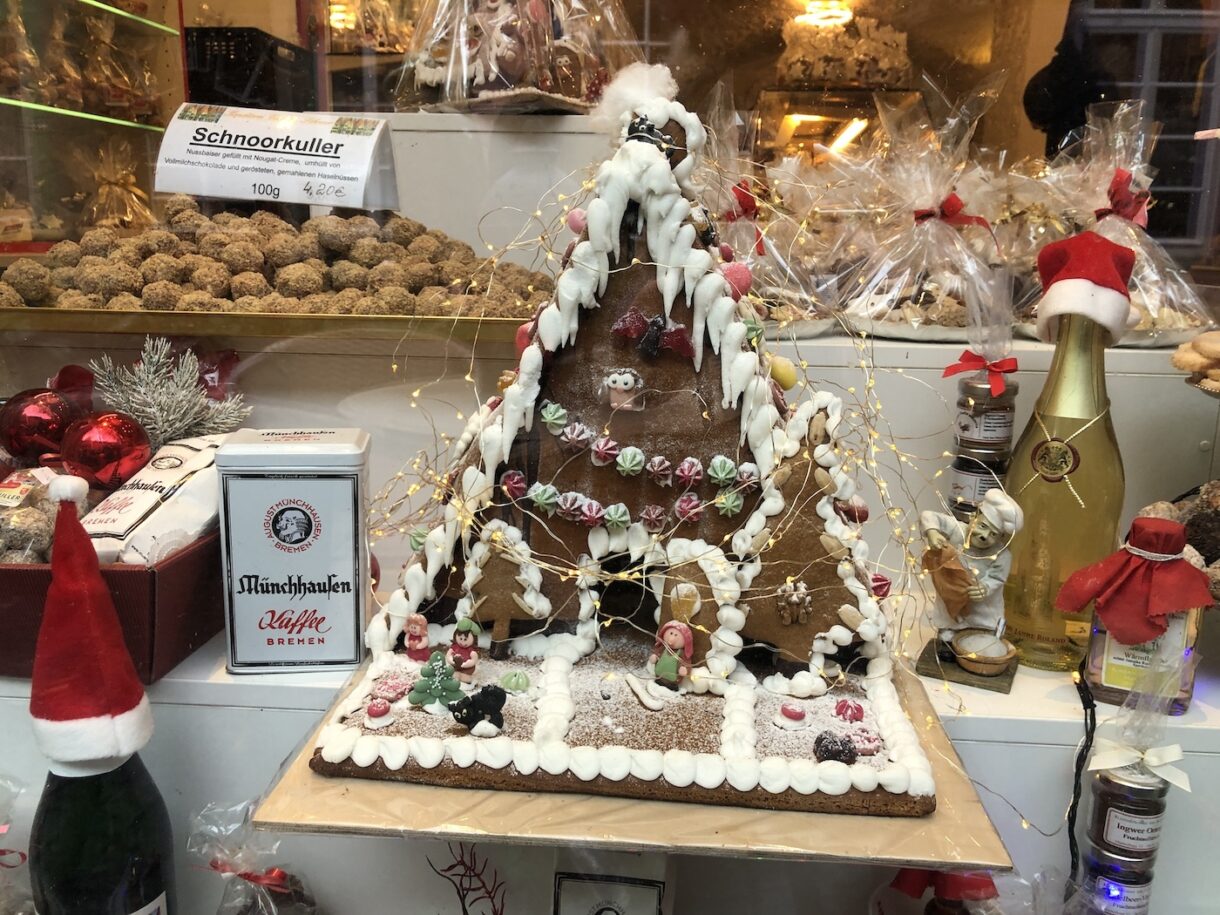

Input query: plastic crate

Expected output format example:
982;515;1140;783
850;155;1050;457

185;27;317;111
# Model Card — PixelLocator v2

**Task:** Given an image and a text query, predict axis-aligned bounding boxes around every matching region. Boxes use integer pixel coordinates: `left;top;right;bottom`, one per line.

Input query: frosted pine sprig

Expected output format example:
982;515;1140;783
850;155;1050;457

90;336;252;450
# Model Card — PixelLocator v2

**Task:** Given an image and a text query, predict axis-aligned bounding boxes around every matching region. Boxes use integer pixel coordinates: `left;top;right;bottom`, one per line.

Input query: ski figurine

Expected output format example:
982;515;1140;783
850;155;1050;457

649;620;692;690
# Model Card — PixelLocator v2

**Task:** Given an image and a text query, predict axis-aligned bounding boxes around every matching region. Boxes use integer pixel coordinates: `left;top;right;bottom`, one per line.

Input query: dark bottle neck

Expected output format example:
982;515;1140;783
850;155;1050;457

1036;313;1110;421
47;753;138;781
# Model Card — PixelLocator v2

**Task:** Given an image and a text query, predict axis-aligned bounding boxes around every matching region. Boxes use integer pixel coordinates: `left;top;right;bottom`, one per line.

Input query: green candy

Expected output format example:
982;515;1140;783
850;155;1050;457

540;402;568;434
500;670;530;693
743;317;764;346
604;502;631;531
615;446;645;476
529;483;560;516
708;454;737;487
716;489;744;517
409;527;428;552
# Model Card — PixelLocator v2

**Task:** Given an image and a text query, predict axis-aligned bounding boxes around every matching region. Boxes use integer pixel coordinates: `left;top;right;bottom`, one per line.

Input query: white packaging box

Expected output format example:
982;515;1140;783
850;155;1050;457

217;428;370;673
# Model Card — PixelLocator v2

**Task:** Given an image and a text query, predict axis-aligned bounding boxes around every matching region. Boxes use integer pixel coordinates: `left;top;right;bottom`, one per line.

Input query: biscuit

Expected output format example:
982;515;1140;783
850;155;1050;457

1172;343;1215;374
1190;330;1220;360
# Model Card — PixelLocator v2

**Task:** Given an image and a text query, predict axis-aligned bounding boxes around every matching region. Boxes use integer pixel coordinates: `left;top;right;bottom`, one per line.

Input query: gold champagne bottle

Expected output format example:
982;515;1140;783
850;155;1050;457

1003;313;1125;671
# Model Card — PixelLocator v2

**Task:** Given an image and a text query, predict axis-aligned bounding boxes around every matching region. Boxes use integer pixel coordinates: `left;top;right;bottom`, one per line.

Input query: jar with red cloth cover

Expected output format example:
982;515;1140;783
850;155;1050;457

1057;517;1214;714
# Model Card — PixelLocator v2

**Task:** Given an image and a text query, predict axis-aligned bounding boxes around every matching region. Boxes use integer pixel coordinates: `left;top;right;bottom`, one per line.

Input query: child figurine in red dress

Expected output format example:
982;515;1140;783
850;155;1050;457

445;617;481;684
404;613;430;663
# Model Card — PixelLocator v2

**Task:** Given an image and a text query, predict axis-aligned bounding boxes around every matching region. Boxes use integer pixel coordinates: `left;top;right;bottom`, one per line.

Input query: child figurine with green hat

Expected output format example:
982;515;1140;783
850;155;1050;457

445;617;483;685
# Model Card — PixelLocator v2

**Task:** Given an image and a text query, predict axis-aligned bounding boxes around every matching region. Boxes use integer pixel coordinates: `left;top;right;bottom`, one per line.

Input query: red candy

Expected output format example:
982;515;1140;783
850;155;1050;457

367;698;391;718
566;207;588;234
834;699;864;722
780;702;806;721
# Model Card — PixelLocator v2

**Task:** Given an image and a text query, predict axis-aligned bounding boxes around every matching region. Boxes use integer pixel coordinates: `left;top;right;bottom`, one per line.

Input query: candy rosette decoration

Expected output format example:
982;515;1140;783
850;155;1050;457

840;74;1007;340
1035;100;1213;344
395;0;641;113
188;801;322;915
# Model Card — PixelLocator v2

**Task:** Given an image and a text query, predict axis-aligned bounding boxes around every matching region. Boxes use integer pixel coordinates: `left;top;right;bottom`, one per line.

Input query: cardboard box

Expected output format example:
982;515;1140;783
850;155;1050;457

0;533;224;684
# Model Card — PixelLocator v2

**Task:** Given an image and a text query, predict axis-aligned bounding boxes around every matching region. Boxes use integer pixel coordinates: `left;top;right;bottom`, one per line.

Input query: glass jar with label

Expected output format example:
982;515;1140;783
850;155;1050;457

1085;608;1204;715
954;376;1018;451
1088;766;1169;860
1083;846;1155;915
948;446;1010;521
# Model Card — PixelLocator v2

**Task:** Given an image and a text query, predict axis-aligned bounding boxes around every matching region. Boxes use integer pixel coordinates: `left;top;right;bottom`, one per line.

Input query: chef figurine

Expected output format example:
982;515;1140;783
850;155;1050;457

919;489;1024;641
446;617;482;684
600;368;645;411
649;620;692;690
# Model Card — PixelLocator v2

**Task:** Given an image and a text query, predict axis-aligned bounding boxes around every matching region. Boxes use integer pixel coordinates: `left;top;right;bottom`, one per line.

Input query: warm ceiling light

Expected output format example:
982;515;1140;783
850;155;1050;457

828;117;869;152
795;1;853;28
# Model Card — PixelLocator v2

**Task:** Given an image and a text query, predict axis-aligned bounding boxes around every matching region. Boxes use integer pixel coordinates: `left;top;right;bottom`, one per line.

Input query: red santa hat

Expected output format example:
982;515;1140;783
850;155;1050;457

28;475;153;762
1035;231;1137;345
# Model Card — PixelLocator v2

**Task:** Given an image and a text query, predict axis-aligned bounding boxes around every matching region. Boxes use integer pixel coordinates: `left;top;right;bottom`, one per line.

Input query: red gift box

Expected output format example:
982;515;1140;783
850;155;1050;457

0;533;223;684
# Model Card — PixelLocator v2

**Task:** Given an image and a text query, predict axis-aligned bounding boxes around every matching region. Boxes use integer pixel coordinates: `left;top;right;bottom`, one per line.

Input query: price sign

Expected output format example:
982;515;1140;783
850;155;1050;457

155;104;398;210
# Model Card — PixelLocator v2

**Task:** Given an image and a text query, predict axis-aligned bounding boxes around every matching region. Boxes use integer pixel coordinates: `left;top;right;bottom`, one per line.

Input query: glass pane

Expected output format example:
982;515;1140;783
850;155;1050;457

1152;137;1204;187
1148;190;1197;237
1159;31;1214;84
1156;85;1211;133
1090;32;1144;83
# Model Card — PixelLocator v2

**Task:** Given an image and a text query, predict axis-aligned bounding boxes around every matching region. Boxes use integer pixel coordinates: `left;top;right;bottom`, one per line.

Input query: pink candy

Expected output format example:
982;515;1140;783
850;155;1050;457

722;261;752;301
500;470;527;500
675;493;703;523
834;699;865;723
566;207;588;234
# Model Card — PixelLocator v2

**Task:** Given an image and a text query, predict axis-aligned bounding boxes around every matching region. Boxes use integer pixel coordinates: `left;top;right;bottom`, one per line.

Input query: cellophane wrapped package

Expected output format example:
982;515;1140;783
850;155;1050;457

1033;100;1214;345
395;0;641;113
839;74;1008;340
992;158;1077;318
189;801;323;915
0;0;47;104
0;776;33;915
699;81;839;331
762;147;891;334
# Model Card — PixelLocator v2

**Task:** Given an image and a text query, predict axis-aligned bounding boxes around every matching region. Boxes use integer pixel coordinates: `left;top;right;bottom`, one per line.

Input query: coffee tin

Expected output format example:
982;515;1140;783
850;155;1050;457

217;428;369;673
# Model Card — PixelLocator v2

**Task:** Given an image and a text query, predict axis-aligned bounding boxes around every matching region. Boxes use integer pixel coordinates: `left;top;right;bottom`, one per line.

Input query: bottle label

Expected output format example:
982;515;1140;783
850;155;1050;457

1030;437;1080;482
1103;807;1164;852
127;893;168;915
949;465;1002;509
1093;877;1151;915
1101;614;1189;691
955;408;1014;445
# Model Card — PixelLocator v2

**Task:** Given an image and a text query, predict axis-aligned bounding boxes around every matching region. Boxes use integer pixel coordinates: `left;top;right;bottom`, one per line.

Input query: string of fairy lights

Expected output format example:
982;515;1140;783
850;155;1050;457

363;128;1067;840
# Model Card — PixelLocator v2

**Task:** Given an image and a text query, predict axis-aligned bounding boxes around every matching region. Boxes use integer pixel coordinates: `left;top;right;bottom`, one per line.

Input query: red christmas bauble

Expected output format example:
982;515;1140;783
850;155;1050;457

60;412;151;490
0;388;83;463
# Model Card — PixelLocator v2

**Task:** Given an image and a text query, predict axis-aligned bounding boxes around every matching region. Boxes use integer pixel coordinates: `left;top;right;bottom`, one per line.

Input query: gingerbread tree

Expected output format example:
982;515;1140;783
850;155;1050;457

370;66;885;694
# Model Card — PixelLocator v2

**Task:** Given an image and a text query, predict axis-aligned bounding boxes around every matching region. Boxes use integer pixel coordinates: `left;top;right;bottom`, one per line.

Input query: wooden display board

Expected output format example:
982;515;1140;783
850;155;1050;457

254;665;1010;869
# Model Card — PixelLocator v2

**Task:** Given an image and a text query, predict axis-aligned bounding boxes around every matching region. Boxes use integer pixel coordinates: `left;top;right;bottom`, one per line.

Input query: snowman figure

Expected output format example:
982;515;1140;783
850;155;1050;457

599;368;645;411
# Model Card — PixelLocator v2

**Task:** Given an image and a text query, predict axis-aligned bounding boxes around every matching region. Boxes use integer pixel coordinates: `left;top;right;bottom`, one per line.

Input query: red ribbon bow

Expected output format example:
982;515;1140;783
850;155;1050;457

1095;167;1150;228
723;179;765;256
942;350;1019;397
891;867;998;902
1057;517;1213;645
914;193;998;251
209;859;293;893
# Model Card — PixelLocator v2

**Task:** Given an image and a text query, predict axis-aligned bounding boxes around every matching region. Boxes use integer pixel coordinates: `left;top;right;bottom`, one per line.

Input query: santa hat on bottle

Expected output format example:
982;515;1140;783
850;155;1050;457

28;475;153;762
1035;230;1137;345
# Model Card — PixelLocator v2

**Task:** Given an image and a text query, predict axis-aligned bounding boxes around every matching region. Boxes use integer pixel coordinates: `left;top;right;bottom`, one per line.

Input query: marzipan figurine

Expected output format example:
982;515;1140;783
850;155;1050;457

446;617;482;684
649;619;692;690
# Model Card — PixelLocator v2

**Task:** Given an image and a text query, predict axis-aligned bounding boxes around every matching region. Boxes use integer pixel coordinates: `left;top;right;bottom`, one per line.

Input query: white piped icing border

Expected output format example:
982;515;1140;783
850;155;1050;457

317;634;935;798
